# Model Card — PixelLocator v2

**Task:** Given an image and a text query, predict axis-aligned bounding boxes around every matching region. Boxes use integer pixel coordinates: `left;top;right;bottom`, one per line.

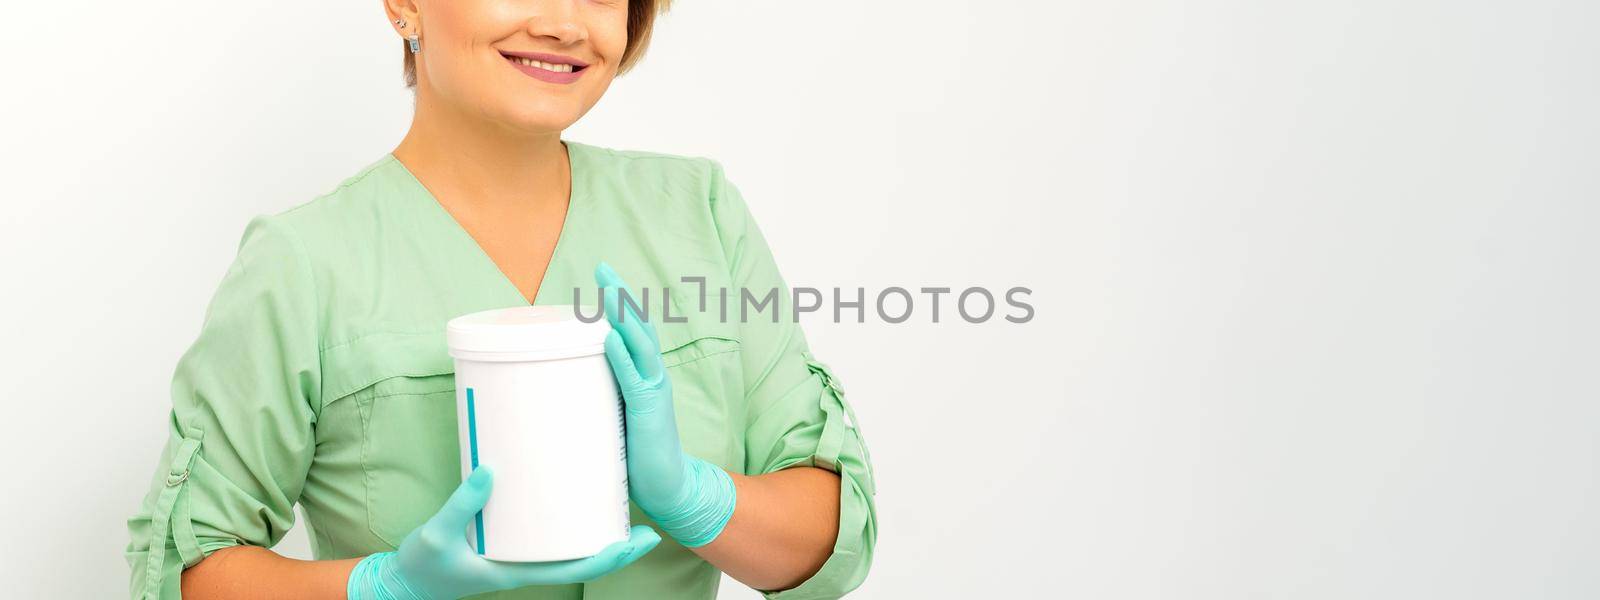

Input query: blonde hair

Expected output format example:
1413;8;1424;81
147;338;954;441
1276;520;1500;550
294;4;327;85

403;0;671;87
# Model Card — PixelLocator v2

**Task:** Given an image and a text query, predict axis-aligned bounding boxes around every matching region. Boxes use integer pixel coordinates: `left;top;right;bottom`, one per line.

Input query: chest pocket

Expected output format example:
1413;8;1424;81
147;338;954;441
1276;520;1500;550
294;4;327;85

323;331;460;549
653;304;744;472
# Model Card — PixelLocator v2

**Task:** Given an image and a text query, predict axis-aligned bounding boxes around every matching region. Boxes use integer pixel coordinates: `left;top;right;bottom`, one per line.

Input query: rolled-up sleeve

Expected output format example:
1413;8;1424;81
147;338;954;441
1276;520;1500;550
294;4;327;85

124;215;322;599
705;160;878;599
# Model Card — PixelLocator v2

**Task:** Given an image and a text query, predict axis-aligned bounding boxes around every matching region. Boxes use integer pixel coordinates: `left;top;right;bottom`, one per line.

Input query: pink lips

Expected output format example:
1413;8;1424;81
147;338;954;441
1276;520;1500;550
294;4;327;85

501;51;589;85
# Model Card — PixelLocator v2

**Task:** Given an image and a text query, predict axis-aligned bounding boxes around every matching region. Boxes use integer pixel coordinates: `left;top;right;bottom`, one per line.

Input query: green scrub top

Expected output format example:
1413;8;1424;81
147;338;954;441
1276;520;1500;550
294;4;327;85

125;142;878;600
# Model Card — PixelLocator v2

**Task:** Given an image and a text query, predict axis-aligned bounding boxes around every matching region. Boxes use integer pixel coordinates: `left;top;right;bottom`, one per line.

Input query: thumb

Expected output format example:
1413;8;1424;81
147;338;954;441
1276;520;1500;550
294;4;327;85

429;466;493;535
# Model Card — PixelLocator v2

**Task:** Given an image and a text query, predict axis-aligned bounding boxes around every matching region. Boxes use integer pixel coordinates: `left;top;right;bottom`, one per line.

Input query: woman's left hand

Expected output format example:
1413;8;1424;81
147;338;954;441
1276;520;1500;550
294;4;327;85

596;262;738;548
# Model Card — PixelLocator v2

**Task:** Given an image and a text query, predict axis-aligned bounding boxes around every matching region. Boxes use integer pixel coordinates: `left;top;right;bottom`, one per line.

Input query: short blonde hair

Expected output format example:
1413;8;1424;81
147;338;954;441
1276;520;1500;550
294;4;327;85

403;0;671;87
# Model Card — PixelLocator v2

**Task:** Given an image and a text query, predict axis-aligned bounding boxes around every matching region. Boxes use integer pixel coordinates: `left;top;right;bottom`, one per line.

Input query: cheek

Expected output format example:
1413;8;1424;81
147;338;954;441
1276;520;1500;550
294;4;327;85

423;0;522;78
591;13;630;68
417;6;477;85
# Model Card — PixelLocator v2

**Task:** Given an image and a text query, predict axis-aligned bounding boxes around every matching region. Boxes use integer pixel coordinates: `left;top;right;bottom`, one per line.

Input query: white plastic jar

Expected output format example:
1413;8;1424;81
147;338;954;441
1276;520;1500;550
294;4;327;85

445;305;630;562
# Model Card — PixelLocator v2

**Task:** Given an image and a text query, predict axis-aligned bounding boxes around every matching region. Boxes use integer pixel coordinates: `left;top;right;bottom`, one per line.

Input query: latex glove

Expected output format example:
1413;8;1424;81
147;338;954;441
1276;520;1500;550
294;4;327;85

347;466;661;599
596;261;737;548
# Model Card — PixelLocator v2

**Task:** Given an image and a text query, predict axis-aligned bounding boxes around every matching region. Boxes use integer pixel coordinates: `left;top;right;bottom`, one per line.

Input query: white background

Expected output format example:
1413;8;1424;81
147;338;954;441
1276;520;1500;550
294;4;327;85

3;1;1597;598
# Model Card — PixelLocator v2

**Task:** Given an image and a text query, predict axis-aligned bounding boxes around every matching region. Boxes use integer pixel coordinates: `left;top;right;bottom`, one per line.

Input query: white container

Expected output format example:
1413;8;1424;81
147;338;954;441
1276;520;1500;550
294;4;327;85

446;305;630;562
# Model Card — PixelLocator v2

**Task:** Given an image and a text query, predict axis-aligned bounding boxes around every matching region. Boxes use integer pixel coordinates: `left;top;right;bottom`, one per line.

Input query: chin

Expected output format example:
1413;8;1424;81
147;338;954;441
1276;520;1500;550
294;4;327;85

492;101;586;135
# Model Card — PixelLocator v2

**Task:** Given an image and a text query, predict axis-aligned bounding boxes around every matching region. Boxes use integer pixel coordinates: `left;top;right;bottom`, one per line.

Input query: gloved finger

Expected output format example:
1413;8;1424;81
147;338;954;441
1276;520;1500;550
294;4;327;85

427;466;493;536
498;525;662;586
600;285;664;381
595;262;662;351
595;262;661;349
603;330;649;394
608;329;680;458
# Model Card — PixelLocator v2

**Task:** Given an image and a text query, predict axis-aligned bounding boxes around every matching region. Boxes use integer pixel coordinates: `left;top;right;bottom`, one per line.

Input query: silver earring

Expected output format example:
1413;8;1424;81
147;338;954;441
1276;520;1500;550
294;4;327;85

394;18;407;28
408;32;421;53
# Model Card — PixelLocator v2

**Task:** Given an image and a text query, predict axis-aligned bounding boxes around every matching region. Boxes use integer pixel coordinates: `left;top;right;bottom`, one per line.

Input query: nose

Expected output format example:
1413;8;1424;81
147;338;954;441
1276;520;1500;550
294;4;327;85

525;0;586;46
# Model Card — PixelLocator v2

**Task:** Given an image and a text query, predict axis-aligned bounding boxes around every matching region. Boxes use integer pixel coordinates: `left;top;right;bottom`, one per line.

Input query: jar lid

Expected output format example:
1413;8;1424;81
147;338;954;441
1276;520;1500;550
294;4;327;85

446;305;611;361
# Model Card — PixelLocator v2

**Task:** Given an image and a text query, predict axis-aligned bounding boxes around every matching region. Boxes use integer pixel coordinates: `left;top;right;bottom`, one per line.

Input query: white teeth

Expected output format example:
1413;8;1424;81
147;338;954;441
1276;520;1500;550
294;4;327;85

510;56;576;74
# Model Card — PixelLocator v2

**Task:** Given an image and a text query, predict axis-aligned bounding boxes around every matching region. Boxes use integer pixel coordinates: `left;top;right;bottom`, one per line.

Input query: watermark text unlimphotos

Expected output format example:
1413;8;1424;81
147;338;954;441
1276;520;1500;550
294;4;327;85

572;277;1033;324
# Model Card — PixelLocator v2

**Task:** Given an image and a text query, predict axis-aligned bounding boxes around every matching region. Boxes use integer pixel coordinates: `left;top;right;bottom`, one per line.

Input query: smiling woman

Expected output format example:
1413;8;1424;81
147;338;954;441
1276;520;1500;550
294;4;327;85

122;1;877;599
402;0;663;87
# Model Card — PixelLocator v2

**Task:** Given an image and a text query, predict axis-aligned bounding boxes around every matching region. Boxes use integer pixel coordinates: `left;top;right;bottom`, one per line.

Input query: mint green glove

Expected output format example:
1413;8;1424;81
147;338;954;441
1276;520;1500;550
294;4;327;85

347;466;661;599
596;262;737;548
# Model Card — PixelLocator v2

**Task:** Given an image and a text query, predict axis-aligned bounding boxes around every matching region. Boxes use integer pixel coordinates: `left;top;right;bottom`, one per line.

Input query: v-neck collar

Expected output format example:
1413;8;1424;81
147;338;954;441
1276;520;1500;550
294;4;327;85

384;140;588;308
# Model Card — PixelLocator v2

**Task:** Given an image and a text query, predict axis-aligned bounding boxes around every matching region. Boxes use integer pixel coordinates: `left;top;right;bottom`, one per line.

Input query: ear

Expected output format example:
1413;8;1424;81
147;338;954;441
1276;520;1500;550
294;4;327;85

382;0;422;37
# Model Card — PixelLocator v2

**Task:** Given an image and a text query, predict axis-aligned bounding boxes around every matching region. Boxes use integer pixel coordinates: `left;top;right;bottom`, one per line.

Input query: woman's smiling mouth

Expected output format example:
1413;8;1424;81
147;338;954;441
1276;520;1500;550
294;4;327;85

501;51;589;84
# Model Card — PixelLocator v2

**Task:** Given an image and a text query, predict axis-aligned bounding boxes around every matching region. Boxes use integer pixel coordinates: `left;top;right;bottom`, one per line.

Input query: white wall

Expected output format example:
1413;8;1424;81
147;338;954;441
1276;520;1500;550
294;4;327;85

2;1;1597;598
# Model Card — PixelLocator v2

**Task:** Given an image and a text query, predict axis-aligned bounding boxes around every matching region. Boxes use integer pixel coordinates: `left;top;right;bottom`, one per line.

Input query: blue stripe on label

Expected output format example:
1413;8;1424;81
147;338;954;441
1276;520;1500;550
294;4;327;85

467;387;484;555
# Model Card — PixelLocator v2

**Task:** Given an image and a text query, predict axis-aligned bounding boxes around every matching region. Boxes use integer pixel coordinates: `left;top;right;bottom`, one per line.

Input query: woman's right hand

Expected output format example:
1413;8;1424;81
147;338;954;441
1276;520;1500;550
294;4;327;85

347;466;661;599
